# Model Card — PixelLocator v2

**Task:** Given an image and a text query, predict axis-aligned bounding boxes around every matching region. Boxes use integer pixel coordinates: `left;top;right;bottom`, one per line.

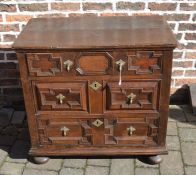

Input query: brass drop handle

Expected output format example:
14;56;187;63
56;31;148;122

127;126;136;136
126;93;136;104
60;126;70;136
56;93;65;104
116;59;125;85
64;60;73;72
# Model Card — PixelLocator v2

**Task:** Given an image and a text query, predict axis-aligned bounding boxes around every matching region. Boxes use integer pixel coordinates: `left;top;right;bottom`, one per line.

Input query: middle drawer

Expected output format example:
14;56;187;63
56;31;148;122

32;80;160;114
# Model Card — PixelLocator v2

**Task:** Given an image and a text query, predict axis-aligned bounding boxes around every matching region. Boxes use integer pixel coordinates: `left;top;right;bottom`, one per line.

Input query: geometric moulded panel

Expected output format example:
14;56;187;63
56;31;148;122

33;82;87;111
27;53;61;76
105;81;159;111
128;51;163;74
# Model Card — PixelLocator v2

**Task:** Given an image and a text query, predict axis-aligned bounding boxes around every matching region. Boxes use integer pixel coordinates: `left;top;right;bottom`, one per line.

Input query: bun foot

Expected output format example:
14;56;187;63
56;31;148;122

32;156;50;164
138;155;163;165
148;155;163;164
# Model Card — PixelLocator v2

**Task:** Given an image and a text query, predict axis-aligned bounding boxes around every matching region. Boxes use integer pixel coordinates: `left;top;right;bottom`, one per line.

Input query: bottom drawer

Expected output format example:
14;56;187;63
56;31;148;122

37;116;159;147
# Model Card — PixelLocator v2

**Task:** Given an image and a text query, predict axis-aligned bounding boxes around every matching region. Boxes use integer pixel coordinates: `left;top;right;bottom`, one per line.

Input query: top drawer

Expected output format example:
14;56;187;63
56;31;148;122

26;50;163;77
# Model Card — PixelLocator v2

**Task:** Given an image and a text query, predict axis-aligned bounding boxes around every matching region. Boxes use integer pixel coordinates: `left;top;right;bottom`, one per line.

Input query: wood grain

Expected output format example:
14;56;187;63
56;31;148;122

13;16;177;50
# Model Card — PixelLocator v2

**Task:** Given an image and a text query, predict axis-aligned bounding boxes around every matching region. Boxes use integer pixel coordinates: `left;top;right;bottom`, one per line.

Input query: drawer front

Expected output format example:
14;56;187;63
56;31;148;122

26;50;163;77
33;82;87;112
108;117;158;146
37;116;159;147
38;118;92;146
104;81;159;111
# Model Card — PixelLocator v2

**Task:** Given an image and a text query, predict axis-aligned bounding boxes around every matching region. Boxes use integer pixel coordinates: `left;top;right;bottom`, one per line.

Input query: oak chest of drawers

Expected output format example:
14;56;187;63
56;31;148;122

13;16;177;164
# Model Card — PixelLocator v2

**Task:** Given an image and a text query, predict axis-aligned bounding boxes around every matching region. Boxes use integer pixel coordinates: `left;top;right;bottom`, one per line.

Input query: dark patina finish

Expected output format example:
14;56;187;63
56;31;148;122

13;16;177;164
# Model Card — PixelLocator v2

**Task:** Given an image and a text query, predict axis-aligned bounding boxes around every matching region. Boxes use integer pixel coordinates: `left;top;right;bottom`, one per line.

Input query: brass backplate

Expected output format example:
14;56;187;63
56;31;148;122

56;93;66;104
115;59;125;66
60;126;70;136
89;81;102;91
127;126;136;135
92;119;103;127
64;60;73;67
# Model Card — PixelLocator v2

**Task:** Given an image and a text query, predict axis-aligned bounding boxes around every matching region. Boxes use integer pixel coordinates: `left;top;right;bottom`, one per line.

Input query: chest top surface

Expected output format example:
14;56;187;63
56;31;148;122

13;15;177;50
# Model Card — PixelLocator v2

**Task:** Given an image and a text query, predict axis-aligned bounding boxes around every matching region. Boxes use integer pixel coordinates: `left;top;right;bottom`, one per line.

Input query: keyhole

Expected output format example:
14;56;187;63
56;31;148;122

94;83;97;87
